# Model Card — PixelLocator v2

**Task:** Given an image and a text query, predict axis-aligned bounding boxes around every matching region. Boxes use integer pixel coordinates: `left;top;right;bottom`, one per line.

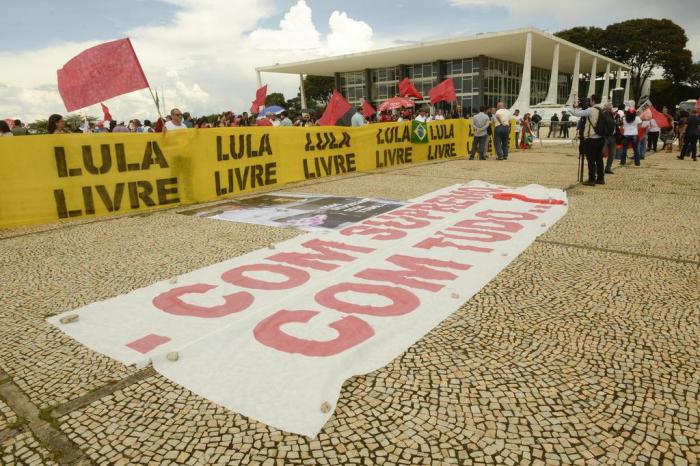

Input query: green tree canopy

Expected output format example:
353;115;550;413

556;19;694;101
555;26;606;53
265;92;286;107
303;75;334;106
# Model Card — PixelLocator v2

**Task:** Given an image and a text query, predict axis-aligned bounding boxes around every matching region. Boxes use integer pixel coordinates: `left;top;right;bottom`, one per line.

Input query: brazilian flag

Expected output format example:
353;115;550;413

411;120;429;144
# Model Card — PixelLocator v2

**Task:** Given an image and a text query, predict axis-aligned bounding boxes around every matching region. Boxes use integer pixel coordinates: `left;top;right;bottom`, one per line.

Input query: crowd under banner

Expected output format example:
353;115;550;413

0;121;515;228
49;181;567;437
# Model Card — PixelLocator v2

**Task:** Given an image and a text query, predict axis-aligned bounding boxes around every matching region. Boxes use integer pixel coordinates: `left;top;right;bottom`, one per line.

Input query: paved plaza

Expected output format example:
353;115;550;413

1;144;698;465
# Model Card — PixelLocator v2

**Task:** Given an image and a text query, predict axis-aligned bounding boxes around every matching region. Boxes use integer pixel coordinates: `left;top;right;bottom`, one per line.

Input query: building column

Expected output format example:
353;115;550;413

601;62;611;103
623;71;631;102
299;74;307;110
364;69;373;103
510;32;532;111
615;67;622;89
541;43;560;105
565;50;581;106
256;71;262;88
586;57;597;98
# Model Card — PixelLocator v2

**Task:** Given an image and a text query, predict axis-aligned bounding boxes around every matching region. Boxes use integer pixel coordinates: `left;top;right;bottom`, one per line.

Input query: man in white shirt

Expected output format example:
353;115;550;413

493;102;512;160
647;116;660;152
414;106;429;123
164;108;188;131
351;107;366;127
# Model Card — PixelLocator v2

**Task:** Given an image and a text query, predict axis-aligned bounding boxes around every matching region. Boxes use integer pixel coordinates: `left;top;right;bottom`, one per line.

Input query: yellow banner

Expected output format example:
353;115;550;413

0;119;516;228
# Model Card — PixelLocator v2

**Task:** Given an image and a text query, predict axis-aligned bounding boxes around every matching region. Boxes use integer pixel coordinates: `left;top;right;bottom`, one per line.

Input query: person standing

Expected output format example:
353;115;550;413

279;111;293;127
620;108;642;166
548;113;559;138
513;109;521;151
0;121;13;136
520;113;534;149
531;111;542;138
11;120;28;136
559;111;570;138
164;108;188;131
493;102;511;160
678;109;699;161
351;107;366;127
47;114;67;134
647;115;660;152
256;112;274;127
602;104;617;174
469;106;490;160
570;94;606;185
414;106;429;123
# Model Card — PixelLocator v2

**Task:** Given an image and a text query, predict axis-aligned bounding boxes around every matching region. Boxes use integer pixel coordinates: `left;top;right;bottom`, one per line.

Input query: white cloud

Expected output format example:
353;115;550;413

327;11;374;55
0;0;379;122
248;0;321;51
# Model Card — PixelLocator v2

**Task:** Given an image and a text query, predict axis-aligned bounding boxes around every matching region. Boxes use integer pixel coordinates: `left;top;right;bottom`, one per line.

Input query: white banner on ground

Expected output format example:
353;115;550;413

49;181;568;437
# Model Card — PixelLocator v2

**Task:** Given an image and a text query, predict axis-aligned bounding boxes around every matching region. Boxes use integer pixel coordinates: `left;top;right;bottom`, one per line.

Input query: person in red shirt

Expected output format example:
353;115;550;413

256;112;273;127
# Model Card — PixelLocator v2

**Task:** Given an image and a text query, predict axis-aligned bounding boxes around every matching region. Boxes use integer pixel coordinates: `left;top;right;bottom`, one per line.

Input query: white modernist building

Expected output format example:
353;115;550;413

257;27;631;114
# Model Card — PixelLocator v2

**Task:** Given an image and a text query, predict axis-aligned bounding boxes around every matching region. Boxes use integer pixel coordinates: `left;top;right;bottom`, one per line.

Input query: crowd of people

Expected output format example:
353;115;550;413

569;95;699;186
3;100;698;176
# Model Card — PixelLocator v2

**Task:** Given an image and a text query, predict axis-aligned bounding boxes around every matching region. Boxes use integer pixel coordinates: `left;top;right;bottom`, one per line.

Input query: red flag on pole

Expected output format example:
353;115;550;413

100;103;113;122
317;90;353;126
399;78;423;100
362;100;376;118
428;78;457;104
649;106;672;129
250;85;267;114
57;38;149;112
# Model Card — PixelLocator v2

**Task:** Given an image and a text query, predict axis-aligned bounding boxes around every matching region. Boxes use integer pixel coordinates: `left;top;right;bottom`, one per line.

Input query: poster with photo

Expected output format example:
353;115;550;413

181;193;406;231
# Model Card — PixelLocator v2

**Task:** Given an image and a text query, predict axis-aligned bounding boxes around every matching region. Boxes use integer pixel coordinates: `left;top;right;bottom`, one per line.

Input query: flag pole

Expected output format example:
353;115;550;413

147;87;164;122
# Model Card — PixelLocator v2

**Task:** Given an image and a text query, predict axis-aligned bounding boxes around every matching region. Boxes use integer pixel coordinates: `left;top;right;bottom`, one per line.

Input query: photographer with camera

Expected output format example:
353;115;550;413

569;94;615;186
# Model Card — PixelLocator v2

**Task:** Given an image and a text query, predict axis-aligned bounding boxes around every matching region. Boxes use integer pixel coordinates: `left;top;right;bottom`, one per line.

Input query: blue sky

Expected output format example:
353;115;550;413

1;0;698;121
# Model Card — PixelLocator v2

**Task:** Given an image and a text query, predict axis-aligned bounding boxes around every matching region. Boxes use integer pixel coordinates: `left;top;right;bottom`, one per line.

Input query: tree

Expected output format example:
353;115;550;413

265;92;286;107
27;119;48;134
603;19;691;100
556;19;693;101
303;75;334;106
687;61;700;87
64;113;97;131
555;27;606;53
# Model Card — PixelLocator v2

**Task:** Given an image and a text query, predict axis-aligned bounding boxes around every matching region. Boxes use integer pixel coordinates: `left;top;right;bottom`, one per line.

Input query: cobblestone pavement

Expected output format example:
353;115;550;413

0;146;698;465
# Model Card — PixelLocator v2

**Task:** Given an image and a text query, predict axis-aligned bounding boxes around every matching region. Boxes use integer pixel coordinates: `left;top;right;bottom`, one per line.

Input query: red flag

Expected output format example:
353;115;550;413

362;100;376;118
100;103;113;122
650;106;672;129
399;78;423;100
250;85;267;114
428;78;457;104
57;38;149;112
317;90;353;126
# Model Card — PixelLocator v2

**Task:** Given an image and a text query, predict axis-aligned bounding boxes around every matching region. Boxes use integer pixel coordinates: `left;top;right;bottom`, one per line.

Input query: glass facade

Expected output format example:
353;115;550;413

337;55;575;113
371;67;399;101
338;71;366;105
445;58;480;114
406;62;438;102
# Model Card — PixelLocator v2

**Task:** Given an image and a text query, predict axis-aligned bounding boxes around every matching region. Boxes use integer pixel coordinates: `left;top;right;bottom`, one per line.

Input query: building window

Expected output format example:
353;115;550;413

407;62;438;103
445;58;478;114
338;71;366;105
371;66;399;101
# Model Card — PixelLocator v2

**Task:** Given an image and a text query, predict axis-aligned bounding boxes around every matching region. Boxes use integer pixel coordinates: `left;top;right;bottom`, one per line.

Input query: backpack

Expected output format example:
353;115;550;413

532;114;542;124
593;107;615;137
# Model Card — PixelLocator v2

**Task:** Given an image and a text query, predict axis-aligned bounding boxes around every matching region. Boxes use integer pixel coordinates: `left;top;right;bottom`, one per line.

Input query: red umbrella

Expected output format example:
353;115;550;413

378;97;415;112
